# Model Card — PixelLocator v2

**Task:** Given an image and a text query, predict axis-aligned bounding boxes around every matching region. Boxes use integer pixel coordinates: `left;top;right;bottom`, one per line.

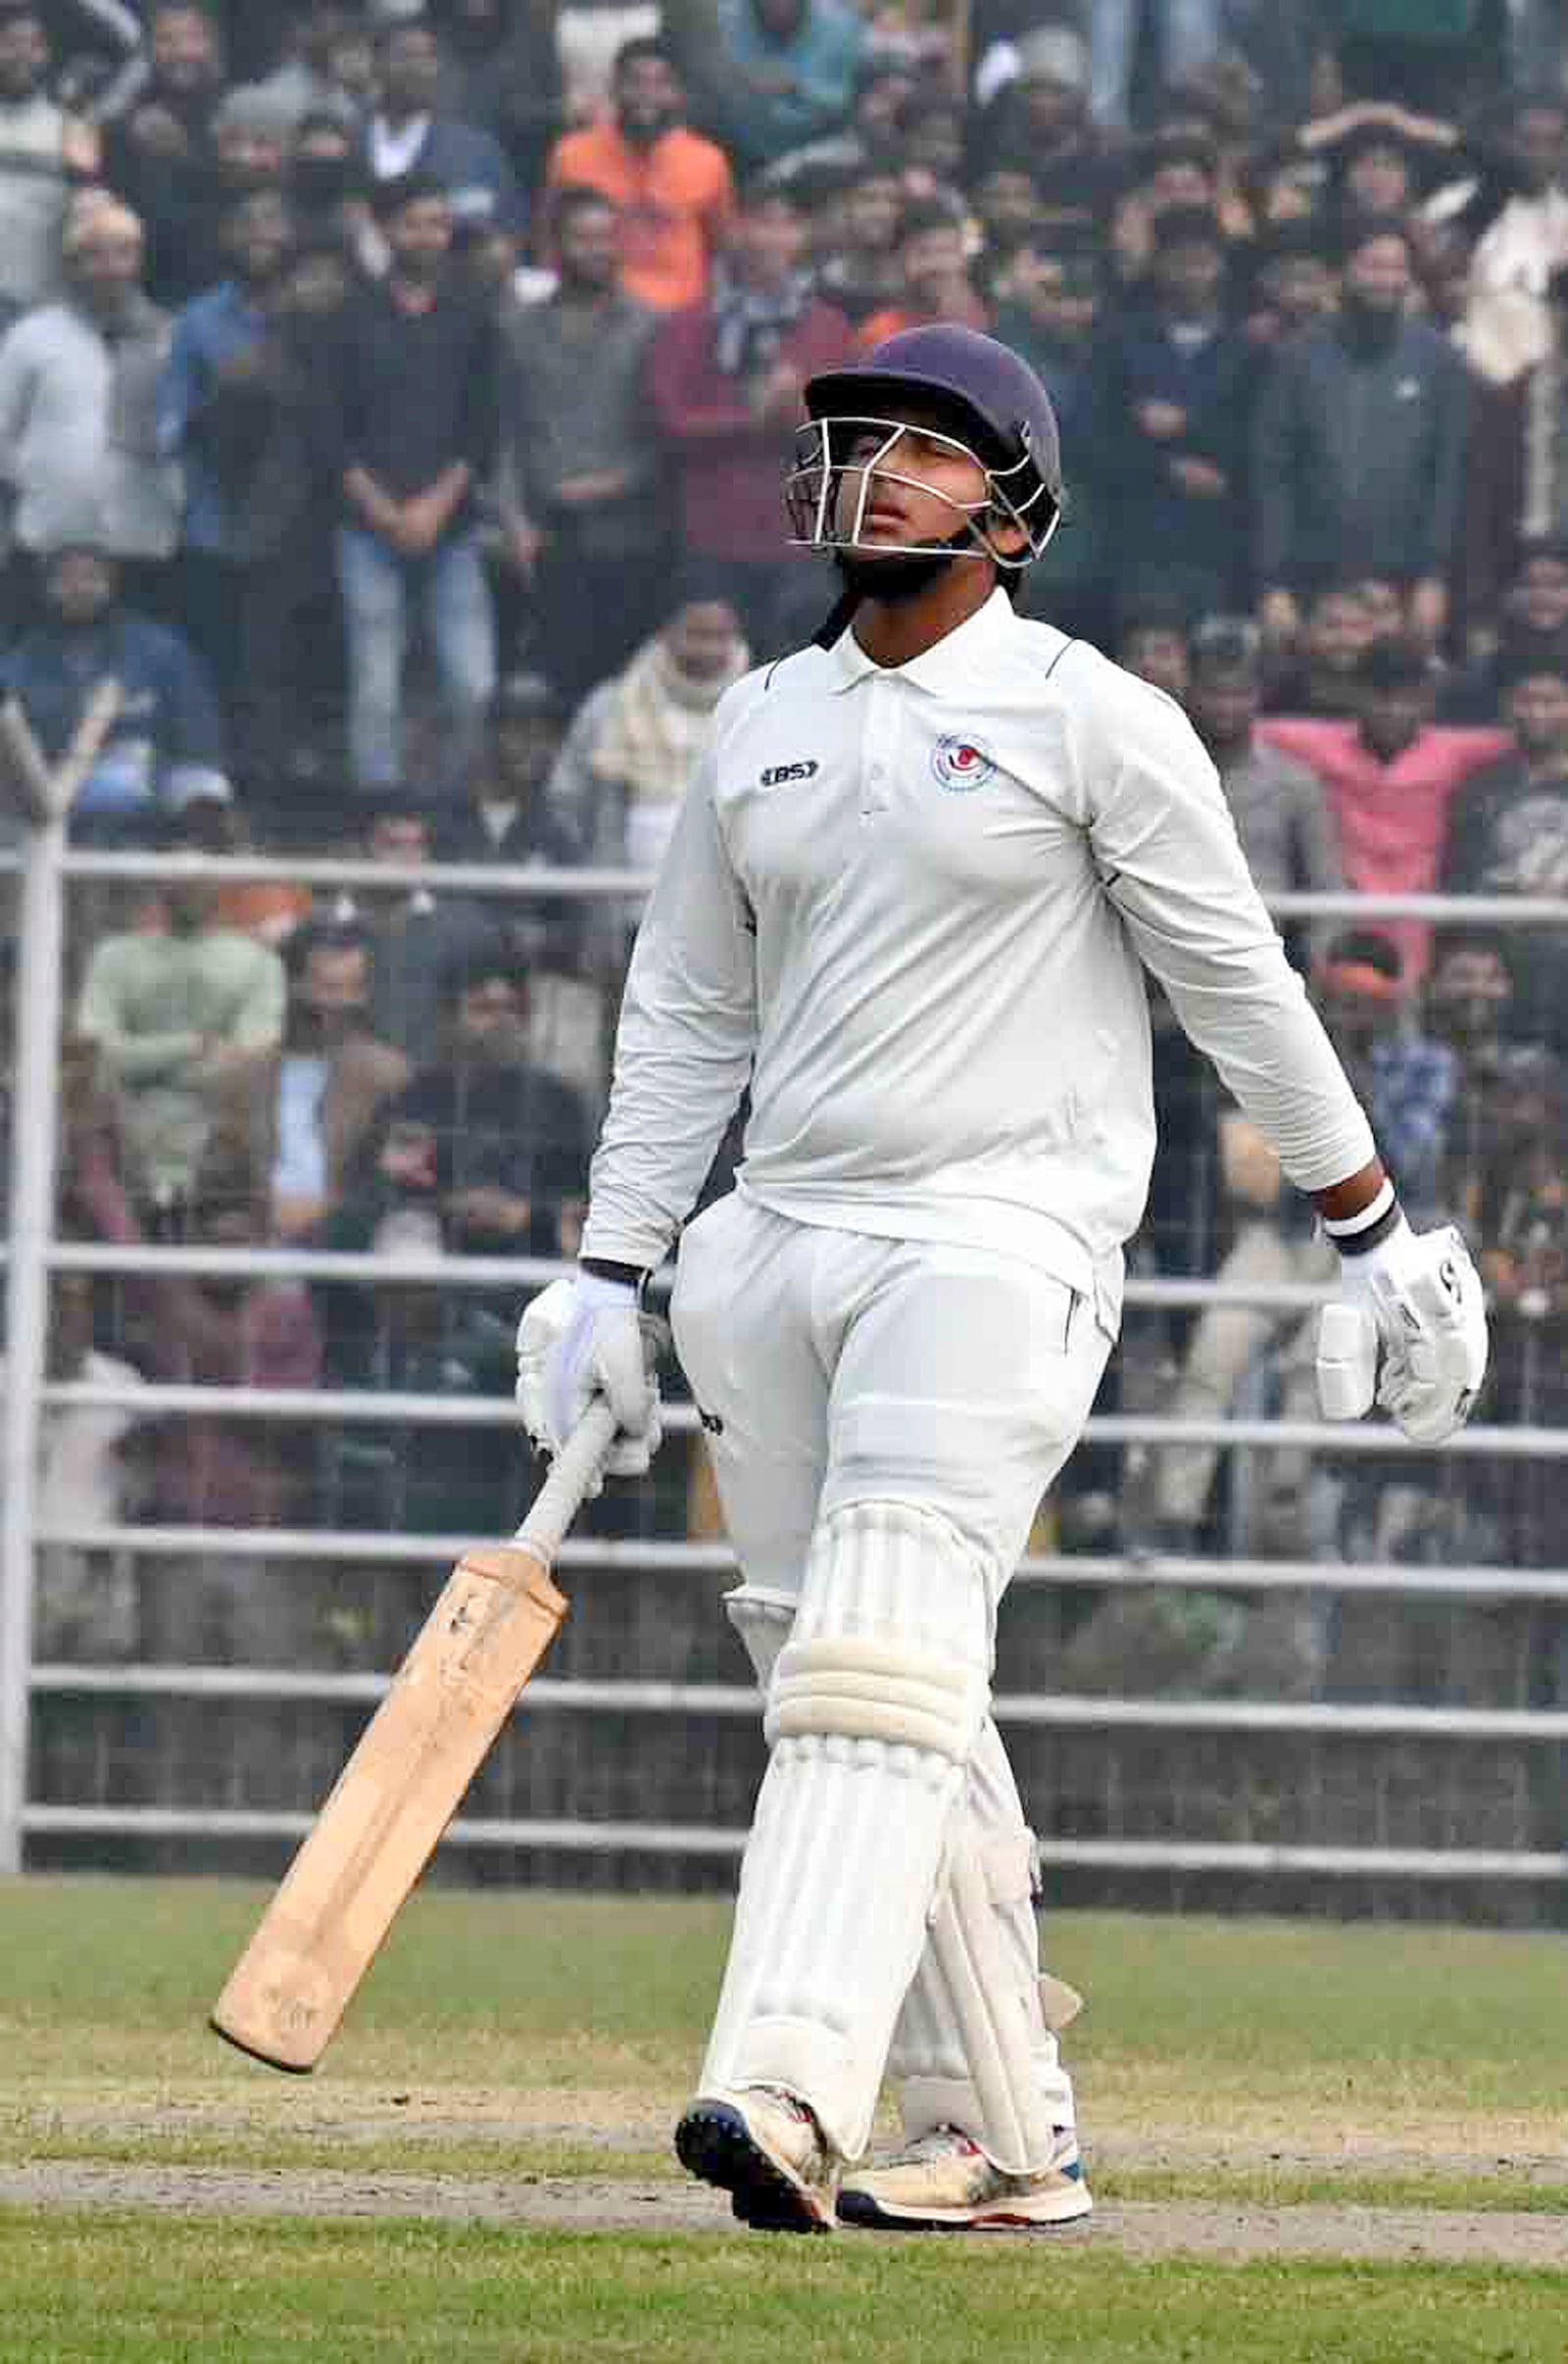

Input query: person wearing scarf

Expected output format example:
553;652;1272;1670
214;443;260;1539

548;592;750;967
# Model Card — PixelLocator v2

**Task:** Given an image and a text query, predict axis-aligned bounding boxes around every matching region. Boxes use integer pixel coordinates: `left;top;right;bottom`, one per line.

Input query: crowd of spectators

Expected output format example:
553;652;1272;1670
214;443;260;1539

7;0;1568;1732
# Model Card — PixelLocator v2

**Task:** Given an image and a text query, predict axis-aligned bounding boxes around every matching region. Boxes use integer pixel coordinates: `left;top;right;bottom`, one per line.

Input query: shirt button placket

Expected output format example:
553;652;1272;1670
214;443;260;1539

860;682;894;822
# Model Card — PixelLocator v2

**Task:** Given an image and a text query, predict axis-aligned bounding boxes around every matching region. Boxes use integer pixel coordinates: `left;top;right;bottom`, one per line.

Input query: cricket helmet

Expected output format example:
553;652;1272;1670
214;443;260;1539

785;322;1064;572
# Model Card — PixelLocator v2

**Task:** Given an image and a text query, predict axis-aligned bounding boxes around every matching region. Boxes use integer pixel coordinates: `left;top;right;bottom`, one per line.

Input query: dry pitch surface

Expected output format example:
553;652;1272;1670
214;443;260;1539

4;1881;1567;2267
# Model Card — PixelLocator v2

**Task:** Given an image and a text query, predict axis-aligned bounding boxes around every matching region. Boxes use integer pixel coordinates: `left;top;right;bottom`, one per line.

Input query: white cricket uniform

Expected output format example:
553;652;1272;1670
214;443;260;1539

579;587;1378;2168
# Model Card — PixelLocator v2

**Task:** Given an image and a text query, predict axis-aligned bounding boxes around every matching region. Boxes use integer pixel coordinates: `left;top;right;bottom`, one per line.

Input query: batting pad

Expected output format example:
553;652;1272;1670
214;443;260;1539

698;1501;992;2162
890;1727;1079;2172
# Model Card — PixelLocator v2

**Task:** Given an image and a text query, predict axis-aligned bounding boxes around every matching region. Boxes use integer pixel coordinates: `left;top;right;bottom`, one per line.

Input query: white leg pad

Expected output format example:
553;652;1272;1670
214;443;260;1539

889;1718;1082;2171
698;1500;993;2163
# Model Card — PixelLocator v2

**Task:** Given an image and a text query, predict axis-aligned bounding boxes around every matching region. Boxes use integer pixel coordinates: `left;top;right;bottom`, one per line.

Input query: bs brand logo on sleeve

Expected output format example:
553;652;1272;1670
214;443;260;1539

760;760;819;787
931;732;997;793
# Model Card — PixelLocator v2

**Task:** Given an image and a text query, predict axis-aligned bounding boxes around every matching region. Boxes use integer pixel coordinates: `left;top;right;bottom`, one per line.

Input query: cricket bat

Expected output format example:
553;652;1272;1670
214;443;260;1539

211;1401;618;2072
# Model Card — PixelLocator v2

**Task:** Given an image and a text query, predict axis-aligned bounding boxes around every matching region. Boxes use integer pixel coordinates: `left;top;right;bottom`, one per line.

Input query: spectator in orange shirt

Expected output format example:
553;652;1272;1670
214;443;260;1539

547;38;734;314
854;198;989;352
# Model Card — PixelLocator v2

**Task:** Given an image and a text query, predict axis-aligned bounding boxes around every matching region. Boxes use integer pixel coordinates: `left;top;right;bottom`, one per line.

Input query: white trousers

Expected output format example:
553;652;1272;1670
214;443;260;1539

670;1192;1113;2158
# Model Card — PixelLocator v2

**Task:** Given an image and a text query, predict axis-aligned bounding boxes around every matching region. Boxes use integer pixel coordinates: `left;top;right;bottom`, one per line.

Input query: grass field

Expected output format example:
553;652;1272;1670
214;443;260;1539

2;1877;1566;2360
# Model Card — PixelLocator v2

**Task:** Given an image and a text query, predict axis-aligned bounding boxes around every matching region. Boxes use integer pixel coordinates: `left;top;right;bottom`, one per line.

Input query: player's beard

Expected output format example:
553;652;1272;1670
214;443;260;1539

831;536;968;606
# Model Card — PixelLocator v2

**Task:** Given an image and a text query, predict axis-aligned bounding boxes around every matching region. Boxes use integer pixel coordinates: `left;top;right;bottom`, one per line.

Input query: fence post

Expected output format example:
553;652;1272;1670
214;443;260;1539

0;687;117;1874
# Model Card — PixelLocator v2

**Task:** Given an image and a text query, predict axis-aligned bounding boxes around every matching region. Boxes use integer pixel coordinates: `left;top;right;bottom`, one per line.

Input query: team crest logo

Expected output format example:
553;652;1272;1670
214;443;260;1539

931;733;997;793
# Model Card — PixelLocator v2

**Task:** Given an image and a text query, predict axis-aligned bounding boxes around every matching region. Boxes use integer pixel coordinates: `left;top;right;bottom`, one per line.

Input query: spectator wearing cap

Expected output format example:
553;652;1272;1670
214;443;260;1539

1085;202;1253;619
498;184;666;710
710;0;863;174
0;2;100;327
1259;636;1509;981
1186;623;1345;961
1443;639;1568;1050
317;169;500;797
0;527;229;838
0;196;181;595
546;38;733;315
365;12;521;241
854;197;987;352
75;801;285;1215
1254;221;1469;660
100;1;229;305
648;178;849;656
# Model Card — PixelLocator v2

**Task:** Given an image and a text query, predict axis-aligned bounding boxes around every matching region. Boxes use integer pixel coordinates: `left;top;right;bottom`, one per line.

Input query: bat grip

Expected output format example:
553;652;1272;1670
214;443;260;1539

513;1398;619;1560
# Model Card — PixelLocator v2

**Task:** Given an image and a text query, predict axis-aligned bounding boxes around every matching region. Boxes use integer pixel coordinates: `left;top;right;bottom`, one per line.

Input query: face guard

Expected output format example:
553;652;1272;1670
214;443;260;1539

784;411;1061;572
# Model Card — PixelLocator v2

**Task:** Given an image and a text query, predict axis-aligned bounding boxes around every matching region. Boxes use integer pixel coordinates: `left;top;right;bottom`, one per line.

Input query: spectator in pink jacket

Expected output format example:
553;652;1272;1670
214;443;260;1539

1258;637;1510;981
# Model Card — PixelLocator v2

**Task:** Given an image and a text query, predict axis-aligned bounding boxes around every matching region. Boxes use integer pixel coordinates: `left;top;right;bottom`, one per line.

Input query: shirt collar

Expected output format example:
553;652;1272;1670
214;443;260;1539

826;586;1014;696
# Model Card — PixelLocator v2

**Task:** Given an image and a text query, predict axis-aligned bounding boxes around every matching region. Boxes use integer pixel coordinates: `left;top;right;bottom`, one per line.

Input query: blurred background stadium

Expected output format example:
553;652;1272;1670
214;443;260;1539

3;0;1568;1923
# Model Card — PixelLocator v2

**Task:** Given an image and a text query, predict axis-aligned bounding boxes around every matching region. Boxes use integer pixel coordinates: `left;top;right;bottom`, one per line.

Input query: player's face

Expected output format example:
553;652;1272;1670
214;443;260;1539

828;411;992;551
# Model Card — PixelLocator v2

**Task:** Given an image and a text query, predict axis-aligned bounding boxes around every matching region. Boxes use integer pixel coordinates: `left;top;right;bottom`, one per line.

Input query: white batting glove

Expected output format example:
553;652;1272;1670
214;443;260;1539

1316;1216;1488;1445
514;1272;663;1481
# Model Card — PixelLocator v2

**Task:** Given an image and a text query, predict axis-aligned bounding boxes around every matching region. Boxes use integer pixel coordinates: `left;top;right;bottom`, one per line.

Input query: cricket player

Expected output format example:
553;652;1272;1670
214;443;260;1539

515;326;1488;2234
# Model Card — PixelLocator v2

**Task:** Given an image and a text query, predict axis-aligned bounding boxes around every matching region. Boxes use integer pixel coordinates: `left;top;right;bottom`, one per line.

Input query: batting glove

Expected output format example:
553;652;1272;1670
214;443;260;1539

1316;1215;1488;1446
514;1272;663;1480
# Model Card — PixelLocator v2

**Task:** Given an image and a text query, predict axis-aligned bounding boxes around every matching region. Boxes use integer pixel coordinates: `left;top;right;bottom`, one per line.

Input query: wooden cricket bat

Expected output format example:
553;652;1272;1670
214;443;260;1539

211;1402;618;2072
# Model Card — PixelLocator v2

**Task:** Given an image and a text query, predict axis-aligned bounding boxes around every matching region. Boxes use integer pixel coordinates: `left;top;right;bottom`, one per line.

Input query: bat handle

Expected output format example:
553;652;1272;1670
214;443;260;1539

513;1398;620;1561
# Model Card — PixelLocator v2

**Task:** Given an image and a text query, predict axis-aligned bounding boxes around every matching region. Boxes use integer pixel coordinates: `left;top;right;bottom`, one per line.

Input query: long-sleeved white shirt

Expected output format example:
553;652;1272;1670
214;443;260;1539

581;590;1376;1328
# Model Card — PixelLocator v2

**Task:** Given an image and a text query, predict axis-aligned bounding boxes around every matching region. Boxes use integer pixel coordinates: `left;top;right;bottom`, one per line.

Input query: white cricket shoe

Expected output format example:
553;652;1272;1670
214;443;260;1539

674;2085;841;2233
837;2124;1092;2231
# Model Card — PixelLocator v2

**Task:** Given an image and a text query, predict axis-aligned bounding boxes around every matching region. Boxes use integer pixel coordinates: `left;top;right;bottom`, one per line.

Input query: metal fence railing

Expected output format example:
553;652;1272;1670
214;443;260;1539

6;823;1568;1899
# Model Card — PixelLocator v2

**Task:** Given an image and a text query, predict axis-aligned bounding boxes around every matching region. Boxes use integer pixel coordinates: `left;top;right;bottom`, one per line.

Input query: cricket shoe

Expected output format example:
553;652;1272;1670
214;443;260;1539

674;2085;840;2233
837;2124;1092;2232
